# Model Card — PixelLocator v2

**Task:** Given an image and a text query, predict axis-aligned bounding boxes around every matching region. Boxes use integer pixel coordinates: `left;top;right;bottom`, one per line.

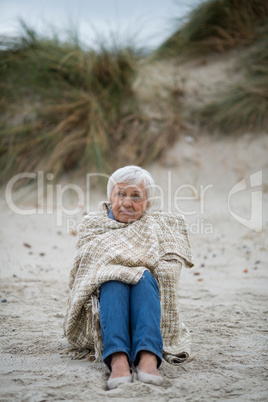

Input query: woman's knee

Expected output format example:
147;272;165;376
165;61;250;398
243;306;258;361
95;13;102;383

139;270;159;292
100;280;130;300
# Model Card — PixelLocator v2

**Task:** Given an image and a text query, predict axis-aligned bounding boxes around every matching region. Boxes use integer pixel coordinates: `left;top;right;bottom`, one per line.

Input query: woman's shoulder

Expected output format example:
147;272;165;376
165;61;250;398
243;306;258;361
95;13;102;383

77;211;103;231
82;210;102;219
80;201;110;224
145;210;186;225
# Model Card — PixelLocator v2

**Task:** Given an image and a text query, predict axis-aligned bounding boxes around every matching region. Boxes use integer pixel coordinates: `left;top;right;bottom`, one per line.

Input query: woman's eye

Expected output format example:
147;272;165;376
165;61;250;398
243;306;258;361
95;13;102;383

132;194;141;200
117;192;124;197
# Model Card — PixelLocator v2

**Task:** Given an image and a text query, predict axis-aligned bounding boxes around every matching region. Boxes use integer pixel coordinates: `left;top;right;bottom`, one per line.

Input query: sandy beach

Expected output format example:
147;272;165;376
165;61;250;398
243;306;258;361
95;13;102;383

0;130;267;401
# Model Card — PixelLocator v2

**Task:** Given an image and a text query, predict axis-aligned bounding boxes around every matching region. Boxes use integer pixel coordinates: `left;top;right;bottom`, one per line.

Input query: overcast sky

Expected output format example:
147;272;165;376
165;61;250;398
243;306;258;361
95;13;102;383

0;0;205;49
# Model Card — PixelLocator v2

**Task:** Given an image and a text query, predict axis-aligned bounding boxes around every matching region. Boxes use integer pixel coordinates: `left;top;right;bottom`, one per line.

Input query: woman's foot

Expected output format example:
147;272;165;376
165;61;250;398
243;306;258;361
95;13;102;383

107;352;132;390
136;351;163;386
110;352;131;378
138;351;161;376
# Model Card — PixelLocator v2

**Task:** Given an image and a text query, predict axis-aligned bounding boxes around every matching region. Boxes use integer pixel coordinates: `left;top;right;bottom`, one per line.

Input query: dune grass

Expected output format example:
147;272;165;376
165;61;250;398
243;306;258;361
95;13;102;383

157;0;268;58
1;0;267;183
0;24;178;183
193;24;268;134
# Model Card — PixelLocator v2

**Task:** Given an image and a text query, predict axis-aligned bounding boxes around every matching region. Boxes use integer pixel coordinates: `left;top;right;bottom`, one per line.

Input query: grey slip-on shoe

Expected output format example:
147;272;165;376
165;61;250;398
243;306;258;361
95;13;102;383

136;367;163;386
107;375;132;390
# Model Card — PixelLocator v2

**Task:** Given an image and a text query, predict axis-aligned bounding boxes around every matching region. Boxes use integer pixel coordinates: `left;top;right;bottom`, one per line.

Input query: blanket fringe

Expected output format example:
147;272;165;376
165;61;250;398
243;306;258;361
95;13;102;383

58;347;94;361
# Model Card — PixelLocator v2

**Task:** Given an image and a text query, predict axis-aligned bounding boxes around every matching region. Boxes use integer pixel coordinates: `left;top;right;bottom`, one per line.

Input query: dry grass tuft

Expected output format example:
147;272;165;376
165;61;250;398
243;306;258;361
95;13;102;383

0;24;179;183
156;0;268;58
193;24;268;134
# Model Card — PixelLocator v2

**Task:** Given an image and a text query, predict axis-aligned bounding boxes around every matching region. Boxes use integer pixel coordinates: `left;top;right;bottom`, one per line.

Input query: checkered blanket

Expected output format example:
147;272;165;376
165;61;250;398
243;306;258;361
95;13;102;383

64;201;194;364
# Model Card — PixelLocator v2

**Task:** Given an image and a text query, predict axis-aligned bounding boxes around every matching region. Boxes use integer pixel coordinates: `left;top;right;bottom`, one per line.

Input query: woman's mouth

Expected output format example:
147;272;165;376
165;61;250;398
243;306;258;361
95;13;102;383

120;210;135;215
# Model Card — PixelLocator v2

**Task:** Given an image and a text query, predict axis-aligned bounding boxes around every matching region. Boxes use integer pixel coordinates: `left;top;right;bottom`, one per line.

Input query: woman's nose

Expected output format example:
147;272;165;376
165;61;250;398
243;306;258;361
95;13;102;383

122;196;132;207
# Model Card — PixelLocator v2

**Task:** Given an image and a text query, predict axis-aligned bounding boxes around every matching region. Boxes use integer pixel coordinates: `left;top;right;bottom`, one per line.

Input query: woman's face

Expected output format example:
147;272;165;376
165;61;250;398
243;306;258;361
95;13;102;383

110;182;149;223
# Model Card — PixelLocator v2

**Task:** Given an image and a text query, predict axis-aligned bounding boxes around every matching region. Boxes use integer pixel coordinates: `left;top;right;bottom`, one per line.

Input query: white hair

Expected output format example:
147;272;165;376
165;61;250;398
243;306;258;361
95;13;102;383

107;165;155;205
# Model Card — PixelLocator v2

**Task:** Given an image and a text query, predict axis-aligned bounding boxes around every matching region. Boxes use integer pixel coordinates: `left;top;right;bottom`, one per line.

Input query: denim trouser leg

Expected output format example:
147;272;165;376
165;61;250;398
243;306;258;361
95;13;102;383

99;271;163;370
130;271;163;367
99;280;132;370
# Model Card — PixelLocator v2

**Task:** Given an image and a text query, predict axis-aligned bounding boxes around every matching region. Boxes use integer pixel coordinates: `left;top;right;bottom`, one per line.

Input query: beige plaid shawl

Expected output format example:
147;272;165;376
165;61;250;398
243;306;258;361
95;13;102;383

64;201;194;364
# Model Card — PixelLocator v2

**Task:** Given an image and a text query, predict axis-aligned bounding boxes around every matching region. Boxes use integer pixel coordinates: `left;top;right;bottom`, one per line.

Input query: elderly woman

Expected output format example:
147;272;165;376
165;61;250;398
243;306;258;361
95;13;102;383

64;165;194;390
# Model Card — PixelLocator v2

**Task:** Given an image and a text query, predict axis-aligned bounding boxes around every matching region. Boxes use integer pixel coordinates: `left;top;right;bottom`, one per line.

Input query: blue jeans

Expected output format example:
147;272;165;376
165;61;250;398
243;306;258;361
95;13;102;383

99;270;163;370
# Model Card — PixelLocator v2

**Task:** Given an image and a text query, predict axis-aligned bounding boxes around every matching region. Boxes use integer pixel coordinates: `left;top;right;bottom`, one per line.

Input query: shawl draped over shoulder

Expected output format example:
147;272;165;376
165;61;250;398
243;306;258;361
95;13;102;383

64;201;194;365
